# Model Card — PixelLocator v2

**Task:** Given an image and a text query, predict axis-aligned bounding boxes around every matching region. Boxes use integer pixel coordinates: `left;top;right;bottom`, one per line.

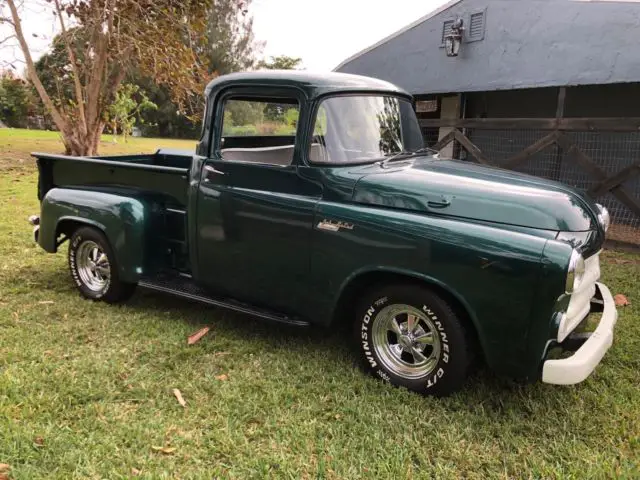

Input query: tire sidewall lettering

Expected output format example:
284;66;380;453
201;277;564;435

69;234;108;299
361;296;389;370
69;235;83;289
422;304;449;390
359;295;452;390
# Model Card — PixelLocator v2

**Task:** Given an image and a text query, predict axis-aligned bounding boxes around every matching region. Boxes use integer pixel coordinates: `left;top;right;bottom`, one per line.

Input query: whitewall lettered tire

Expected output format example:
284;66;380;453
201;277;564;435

68;226;136;303
355;284;471;396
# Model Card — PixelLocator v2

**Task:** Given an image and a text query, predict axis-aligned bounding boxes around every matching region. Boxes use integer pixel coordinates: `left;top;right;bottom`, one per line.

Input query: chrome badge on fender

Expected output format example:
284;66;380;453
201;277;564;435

316;219;354;232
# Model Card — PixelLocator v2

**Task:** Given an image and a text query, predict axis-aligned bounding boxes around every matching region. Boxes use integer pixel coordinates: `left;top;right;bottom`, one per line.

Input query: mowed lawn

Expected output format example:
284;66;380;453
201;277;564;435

0;128;197;170
1;129;639;479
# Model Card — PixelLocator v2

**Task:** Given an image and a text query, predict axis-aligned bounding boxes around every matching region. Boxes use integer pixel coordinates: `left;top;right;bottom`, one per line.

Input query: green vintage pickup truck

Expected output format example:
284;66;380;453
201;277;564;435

30;71;617;396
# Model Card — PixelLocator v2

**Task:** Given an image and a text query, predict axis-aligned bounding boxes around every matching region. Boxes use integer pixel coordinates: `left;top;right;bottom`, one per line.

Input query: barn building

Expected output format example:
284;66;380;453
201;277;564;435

336;0;640;246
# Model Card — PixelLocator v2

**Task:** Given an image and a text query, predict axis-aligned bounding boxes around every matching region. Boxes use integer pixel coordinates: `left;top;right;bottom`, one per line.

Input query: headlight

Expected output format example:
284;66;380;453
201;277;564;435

596;203;610;233
565;249;585;294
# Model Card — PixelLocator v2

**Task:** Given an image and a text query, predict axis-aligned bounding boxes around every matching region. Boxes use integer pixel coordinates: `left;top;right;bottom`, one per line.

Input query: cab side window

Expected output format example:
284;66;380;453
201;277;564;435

220;97;300;166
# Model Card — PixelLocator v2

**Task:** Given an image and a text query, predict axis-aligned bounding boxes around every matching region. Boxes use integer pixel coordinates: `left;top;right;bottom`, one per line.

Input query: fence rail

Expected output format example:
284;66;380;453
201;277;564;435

419;118;640;247
419;117;640;131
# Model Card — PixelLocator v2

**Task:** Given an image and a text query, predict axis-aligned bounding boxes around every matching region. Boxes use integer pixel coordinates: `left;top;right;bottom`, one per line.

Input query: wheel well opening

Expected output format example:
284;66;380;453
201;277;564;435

332;271;484;362
55;220;88;249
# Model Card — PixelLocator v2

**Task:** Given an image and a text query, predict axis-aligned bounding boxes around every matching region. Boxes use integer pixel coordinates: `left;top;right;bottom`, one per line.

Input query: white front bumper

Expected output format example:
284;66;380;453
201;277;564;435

542;282;618;385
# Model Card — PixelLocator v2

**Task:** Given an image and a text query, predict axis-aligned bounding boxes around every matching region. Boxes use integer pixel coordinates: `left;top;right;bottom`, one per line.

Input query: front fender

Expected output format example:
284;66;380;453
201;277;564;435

310;201;550;378
334;265;486;350
39;188;147;283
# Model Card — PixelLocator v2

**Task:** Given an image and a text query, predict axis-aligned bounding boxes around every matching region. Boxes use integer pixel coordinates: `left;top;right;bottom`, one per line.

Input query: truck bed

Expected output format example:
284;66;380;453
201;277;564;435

33;149;193;207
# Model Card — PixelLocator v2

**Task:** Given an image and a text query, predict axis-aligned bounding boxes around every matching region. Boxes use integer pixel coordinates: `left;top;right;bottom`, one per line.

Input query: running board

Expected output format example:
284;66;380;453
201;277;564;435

138;277;310;327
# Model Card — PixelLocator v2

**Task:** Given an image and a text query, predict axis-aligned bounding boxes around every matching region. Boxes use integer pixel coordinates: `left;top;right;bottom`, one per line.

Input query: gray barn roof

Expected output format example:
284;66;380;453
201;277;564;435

335;0;640;95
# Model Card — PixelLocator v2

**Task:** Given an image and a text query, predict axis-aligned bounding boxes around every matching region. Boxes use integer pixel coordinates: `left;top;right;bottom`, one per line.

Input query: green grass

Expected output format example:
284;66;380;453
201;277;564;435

0;128;196;171
1;130;640;479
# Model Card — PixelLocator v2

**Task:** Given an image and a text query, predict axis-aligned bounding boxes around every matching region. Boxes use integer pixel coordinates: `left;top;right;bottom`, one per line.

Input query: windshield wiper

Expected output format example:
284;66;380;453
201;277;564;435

413;146;439;155
379;146;439;168
381;150;413;163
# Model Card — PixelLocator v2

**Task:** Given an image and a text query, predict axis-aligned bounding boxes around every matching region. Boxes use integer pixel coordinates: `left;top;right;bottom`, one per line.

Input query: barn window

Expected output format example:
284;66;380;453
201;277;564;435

467;9;486;42
441;20;454;45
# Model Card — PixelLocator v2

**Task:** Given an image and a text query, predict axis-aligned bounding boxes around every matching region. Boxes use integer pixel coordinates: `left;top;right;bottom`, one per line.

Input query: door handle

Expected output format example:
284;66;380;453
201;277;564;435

427;195;451;208
203;165;225;181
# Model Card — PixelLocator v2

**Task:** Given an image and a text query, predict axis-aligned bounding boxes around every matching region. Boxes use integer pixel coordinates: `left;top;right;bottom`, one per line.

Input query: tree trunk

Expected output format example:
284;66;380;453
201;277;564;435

6;0;122;158
61;123;104;156
90;121;105;154
64;139;92;156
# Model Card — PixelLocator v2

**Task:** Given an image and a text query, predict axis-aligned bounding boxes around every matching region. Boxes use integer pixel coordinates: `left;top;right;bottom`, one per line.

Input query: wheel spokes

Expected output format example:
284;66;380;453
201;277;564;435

411;347;427;364
389;317;403;336
392;344;404;357
371;303;443;379
75;241;111;291
407;314;419;333
96;253;108;266
96;265;110;277
414;332;435;345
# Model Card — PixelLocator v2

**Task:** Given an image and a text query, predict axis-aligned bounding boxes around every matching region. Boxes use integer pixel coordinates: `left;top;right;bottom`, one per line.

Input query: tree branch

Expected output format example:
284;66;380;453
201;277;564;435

85;0;117;134
53;0;87;136
5;0;68;135
0;34;17;46
0;16;16;26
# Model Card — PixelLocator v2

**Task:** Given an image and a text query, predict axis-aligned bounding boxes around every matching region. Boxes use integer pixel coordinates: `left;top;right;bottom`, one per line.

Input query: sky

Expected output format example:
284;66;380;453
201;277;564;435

250;0;450;70
0;0;450;74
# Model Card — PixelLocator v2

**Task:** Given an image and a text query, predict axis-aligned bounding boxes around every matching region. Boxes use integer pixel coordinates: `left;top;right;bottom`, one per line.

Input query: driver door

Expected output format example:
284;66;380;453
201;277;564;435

195;88;321;313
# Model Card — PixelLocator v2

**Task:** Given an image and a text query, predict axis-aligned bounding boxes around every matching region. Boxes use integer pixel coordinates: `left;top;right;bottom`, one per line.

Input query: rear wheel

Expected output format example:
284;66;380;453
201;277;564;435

355;284;471;396
68;227;136;303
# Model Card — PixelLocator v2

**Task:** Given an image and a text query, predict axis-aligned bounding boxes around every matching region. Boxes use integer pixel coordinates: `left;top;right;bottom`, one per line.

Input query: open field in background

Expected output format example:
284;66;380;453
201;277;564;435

1;129;639;478
0;128;197;170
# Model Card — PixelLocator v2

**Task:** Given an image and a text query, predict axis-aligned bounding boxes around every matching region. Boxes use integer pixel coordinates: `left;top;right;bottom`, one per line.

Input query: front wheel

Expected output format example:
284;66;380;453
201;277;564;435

68;227;136;303
355;284;471;396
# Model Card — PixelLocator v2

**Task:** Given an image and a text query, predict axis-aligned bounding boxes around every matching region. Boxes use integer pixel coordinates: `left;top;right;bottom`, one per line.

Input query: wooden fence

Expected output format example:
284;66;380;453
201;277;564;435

418;117;640;246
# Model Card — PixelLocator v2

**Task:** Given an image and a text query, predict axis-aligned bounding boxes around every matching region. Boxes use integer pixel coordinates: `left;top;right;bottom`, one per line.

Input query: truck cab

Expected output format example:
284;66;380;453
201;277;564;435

31;71;617;396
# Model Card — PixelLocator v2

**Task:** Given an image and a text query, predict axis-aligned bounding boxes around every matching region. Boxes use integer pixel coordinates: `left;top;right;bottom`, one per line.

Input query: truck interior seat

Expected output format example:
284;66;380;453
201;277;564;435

221;143;328;165
308;143;329;163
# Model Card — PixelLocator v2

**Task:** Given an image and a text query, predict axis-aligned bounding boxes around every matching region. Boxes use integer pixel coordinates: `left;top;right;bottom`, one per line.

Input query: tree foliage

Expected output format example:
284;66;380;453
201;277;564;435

135;0;263;139
0;71;36;128
2;0;302;147
207;0;263;75
107;83;157;142
25;0;265;143
222;99;298;137
133;74;201;139
2;0;224;155
259;55;303;70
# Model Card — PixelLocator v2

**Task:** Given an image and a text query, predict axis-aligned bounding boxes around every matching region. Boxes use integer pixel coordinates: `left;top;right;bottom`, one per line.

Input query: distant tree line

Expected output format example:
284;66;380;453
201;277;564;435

0;0;303;151
0;71;40;128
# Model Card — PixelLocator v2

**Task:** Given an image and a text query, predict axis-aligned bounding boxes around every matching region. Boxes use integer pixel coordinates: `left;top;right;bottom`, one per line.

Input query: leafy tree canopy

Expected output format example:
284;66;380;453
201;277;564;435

28;0;265;142
3;0;227;154
0;71;36;128
259;55;303;70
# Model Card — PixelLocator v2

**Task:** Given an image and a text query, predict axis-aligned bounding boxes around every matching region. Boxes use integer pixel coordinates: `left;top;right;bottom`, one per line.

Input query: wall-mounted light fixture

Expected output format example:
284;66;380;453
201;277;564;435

444;18;464;57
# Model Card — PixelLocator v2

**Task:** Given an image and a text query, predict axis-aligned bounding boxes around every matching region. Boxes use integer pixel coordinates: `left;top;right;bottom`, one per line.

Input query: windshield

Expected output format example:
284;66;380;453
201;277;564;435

308;95;424;164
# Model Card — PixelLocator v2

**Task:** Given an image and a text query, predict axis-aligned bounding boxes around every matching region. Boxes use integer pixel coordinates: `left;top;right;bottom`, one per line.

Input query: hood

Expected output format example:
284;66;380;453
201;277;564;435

351;157;597;231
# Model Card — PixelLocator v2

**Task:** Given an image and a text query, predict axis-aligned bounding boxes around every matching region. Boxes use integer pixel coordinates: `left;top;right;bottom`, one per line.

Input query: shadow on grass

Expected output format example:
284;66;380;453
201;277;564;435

23;266;572;414
126;286;556;414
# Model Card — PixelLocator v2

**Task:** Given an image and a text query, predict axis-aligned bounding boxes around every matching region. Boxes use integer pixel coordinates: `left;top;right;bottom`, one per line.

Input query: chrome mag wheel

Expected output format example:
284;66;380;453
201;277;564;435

75;240;111;292
371;304;442;379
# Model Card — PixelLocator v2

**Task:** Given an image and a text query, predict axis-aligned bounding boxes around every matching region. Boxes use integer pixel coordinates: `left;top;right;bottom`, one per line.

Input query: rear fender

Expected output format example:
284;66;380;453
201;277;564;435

39;188;147;283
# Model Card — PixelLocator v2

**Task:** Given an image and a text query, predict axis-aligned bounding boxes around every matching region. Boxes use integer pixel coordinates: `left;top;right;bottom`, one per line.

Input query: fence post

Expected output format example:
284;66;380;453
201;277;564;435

552;87;567;181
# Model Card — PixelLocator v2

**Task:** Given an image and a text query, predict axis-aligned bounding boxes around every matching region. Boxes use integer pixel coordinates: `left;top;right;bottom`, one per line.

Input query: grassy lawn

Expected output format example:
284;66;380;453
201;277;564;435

1;129;639;479
0;128;196;170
